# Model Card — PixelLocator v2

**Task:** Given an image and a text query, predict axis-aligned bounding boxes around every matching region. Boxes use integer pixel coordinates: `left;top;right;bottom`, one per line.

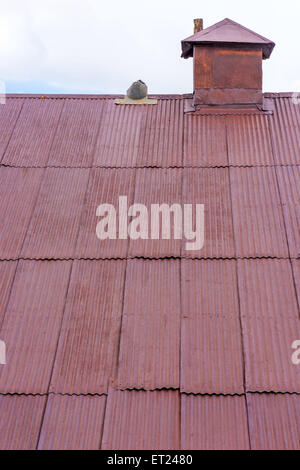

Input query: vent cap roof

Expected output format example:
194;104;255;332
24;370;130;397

181;18;275;59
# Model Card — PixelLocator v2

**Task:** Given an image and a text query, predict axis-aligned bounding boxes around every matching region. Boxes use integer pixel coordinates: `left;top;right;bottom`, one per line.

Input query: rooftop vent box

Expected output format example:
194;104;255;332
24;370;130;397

181;18;275;108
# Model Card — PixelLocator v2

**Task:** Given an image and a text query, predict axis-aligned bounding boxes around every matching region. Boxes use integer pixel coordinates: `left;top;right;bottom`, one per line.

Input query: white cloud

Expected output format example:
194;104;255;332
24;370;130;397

0;0;299;93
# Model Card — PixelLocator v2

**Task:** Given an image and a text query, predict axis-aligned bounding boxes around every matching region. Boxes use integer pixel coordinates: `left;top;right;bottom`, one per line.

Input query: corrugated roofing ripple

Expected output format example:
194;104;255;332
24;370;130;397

0;93;299;450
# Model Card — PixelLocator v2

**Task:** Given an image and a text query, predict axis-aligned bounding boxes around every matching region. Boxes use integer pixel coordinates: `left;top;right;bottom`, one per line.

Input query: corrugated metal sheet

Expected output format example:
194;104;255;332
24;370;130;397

75;168;136;259
226;115;274;166
50;260;126;394
0;93;299;450
93;99;146;167
93;99;183;167
2;98;64;166
0;260;72;393
101;389;180;449
138;99;183;167
181;259;244;394
48;99;107;167
0;395;46;450
292;259;300;305
0;261;18;326
276;165;300;258
230;167;289;257
128;169;182;258
0;168;45;259
38;395;106;450
21;168;90;259
247;393;300;449
181;395;250;449
183;115;227;167
0;98;24;162
182;168;235;258
269;97;300;165
117;259;180;390
238;259;300;392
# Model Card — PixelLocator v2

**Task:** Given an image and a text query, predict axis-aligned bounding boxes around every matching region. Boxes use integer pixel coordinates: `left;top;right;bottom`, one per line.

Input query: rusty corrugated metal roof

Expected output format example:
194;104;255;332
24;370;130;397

181;395;250;449
182;168;235;258
38;395;106;450
75;168;136;259
117;259;180;390
0;93;299;449
50;260;126;394
2;99;64;166
184;115;227;167
128;169;182;258
181;259;244;394
0;396;46;449
230;167;289;258
247;394;300;449
0;260;72;393
102;389;180;450
238;259;300;392
0;168;45;259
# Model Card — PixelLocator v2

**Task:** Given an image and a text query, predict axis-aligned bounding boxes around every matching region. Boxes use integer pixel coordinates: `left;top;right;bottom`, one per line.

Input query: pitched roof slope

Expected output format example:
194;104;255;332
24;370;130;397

0;93;299;449
181;18;275;59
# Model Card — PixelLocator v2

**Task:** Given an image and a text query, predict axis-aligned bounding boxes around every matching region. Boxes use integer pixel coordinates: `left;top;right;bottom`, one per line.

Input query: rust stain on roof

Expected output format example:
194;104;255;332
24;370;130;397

0;93;299;449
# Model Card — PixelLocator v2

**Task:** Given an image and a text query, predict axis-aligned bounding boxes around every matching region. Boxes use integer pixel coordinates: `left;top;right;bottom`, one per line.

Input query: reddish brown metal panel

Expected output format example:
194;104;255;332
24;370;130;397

21;168;90;259
230;167;289;257
226;115;274;165
0;395;46;450
276;166;300;258
269;97;300;165
138;99;183;167
182;168;235;258
48;99;107;167
193;45;262;93
0;168;45;259
93;100;145;167
292;260;300;305
181;260;244;394
184;115;227;167
2;98;64;166
238;259;300;392
182;18;275;60
247;394;300;450
181;395;249;450
102;389;180;450
93;99;183;167
0;260;72;393
117;259;180;390
38;395;106;450
0;261;18;326
50;260;126;394
128;169;182;258
75;168;136;259
0;98;24;162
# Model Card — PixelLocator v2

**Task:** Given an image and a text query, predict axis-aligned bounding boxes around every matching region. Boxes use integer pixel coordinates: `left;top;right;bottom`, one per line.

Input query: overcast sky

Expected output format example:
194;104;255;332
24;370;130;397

0;0;299;95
